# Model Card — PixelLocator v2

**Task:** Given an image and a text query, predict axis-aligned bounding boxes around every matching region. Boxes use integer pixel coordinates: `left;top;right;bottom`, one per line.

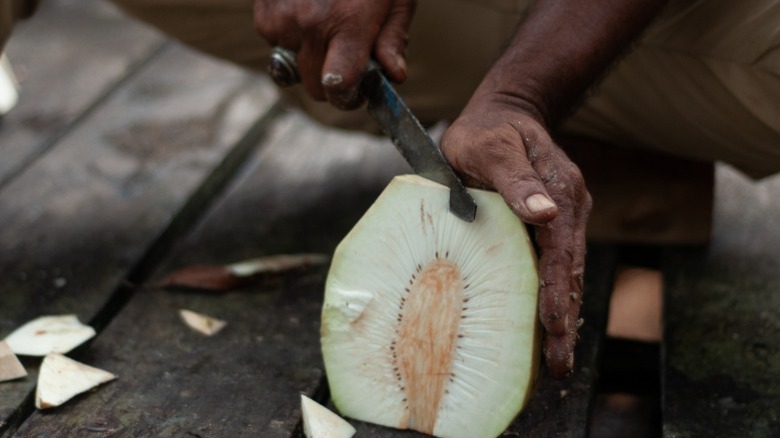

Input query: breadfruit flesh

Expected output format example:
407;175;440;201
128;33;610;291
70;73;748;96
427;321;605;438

322;174;540;438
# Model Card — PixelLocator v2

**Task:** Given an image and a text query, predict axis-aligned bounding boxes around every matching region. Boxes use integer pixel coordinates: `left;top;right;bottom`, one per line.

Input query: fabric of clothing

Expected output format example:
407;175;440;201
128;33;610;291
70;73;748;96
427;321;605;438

563;0;780;179
4;0;779;177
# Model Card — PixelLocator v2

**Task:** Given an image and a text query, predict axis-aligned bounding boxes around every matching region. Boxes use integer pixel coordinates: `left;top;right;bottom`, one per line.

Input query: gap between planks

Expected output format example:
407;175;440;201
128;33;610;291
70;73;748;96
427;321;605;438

0;103;286;438
0;42;170;192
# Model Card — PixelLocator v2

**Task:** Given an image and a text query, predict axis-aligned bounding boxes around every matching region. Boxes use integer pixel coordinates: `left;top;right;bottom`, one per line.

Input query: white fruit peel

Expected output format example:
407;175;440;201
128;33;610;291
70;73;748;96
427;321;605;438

36;353;116;409
4;315;96;356
300;394;356;438
179;309;227;336
0;340;27;382
322;175;540;438
228;253;329;277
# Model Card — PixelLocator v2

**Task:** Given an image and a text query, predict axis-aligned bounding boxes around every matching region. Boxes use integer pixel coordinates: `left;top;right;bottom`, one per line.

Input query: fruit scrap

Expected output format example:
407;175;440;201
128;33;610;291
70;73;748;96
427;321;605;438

300;394;356;438
157;253;329;291
4;315;96;356
179;309;227;336
0;340;27;382
228;254;329;277
35;353;116;410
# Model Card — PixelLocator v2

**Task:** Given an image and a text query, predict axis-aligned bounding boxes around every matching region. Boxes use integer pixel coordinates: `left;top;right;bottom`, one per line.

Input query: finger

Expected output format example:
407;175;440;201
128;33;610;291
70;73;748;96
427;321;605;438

298;37;327;101
374;0;416;83
446;124;558;226
321;31;373;109
544;330;577;379
534;153;589;377
535;210;576;337
491;164;558;226
253;2;297;48
536;211;577;377
569;182;592;318
546;173;591;378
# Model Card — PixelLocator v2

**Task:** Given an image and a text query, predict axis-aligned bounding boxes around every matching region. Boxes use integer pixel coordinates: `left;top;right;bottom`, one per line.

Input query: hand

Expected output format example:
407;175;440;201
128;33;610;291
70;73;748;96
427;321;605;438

253;0;416;109
441;96;592;378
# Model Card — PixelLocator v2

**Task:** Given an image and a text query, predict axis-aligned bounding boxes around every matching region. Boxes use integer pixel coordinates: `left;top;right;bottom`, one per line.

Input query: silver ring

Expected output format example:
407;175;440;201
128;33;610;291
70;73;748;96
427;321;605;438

268;47;300;87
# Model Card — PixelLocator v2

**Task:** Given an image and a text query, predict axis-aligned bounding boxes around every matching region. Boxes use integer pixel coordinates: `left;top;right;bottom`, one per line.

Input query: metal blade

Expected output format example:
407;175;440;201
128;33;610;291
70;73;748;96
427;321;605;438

362;71;477;222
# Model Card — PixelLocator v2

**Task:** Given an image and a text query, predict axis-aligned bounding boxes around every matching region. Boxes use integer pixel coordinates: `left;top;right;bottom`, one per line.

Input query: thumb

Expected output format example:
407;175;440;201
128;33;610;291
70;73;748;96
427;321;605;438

443;135;558;225
489;160;558;226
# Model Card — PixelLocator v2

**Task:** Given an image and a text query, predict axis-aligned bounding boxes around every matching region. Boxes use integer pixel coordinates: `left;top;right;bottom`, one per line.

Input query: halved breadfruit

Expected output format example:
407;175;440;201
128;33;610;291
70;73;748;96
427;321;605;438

322;174;540;438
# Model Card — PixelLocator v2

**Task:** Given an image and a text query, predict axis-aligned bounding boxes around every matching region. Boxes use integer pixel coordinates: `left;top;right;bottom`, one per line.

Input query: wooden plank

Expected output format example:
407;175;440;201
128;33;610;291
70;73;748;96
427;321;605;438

12;112;410;436
0;0;165;187
0;43;279;433
662;165;780;437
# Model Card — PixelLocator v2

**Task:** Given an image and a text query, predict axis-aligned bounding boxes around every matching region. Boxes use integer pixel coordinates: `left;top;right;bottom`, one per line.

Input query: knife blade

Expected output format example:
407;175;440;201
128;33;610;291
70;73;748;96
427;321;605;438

269;47;477;222
361;70;477;222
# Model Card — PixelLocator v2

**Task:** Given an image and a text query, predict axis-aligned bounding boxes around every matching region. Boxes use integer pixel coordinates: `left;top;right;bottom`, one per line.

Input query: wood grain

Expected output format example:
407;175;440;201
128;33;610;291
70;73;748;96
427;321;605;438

0;41;278;433
0;0;165;186
662;166;780;437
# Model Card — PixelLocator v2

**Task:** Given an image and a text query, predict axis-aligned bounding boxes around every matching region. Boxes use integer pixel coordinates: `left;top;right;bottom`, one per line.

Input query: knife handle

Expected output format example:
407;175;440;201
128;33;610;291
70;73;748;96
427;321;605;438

268;47;380;87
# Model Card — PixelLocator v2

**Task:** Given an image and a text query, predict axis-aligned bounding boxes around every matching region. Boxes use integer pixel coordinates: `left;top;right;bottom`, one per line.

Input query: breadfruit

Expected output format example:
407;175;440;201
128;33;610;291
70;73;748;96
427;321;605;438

322;174;540;438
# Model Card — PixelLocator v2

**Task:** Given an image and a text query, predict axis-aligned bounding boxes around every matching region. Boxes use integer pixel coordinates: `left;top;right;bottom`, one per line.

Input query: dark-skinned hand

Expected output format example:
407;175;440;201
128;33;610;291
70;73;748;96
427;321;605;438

253;0;668;379
441;95;592;379
253;0;416;109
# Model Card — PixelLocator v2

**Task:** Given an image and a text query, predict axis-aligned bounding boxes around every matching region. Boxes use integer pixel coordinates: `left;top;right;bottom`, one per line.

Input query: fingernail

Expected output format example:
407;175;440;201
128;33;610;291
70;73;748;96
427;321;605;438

395;54;407;74
321;72;343;86
525;194;555;213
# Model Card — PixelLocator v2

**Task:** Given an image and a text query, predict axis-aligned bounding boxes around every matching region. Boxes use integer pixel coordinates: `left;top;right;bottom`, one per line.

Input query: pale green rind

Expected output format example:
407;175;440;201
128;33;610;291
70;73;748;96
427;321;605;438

321;174;539;437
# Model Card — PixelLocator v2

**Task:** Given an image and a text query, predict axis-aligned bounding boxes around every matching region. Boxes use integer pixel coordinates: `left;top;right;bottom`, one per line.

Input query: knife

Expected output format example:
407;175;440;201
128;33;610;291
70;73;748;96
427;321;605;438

269;47;477;222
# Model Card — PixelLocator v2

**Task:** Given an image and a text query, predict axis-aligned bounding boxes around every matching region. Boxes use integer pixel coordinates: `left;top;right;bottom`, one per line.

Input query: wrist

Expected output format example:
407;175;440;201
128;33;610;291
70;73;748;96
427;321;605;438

464;82;551;131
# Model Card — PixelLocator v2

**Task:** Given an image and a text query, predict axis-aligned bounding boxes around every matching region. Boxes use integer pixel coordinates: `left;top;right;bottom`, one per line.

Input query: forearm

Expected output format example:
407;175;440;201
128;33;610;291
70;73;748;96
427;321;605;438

473;0;668;127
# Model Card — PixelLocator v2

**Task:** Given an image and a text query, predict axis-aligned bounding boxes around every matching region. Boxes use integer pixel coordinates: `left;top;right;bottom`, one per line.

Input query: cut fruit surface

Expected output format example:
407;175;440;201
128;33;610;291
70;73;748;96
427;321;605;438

300;394;356;438
179;309;227;336
0;340;27;382
36;353;116;409
4;315;96;356
322;175;540;438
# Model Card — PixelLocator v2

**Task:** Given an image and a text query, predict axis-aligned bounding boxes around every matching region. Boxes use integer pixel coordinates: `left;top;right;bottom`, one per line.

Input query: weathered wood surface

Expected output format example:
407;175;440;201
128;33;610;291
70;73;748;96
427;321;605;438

13;113;409;437
0;0;165;187
0;39;279;434
662;166;780;437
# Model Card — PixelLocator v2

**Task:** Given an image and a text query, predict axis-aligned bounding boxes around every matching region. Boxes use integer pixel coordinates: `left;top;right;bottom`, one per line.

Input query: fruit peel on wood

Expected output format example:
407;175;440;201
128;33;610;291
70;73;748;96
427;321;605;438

4;315;96;356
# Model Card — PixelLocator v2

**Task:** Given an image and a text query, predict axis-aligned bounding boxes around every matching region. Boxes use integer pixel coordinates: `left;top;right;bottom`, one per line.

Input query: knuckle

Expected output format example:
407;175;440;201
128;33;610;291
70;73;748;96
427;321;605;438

296;4;327;29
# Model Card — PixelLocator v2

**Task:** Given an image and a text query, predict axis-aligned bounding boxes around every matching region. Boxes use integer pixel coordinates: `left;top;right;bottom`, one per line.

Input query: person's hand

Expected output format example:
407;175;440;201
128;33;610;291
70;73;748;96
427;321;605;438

253;0;416;109
441;96;592;378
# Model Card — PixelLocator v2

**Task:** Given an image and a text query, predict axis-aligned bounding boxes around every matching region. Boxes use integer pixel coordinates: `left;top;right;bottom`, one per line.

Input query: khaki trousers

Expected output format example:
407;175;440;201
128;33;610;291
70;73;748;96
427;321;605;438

4;0;780;178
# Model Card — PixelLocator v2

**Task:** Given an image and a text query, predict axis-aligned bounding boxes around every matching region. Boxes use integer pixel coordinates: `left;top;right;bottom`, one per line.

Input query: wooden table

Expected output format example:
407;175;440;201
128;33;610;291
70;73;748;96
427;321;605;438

1;1;778;437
